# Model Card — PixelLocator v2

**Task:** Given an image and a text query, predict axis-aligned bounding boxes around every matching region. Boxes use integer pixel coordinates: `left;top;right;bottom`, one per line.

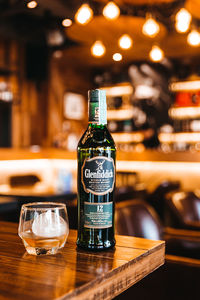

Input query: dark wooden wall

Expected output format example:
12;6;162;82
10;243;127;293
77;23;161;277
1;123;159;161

0;39;92;148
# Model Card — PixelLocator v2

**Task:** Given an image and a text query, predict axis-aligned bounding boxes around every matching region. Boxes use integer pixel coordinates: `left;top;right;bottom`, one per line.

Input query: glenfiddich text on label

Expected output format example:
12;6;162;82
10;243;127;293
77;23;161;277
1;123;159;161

81;156;115;196
84;169;113;178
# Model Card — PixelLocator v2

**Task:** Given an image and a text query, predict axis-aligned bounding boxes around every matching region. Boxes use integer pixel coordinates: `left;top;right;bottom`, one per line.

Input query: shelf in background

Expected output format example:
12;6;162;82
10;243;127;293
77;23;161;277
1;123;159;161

107;107;134;120
112;132;144;143
1;148;200;163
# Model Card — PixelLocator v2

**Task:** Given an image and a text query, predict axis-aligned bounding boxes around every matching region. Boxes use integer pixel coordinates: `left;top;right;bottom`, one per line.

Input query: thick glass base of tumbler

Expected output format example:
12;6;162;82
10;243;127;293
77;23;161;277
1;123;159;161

25;246;59;255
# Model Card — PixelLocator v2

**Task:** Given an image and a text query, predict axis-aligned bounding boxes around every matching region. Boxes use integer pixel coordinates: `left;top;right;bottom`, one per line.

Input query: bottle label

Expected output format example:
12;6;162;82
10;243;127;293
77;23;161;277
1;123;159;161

84;202;113;228
81;156;115;195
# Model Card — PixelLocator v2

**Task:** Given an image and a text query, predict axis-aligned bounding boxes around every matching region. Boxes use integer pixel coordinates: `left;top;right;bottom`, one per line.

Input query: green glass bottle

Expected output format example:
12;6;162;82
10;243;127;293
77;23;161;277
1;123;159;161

77;89;116;250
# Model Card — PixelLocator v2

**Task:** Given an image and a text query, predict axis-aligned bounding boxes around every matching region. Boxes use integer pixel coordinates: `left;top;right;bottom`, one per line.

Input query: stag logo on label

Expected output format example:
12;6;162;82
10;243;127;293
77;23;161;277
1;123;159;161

81;156;115;195
96;159;105;171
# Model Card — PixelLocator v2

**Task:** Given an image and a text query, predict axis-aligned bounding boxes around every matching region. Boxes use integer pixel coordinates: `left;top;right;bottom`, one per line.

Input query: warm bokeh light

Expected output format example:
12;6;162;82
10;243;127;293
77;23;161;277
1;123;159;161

159;132;200;144
169;106;200;120
103;1;120;20
112;132;144;143
53;50;63;59
27;1;37;9
175;8;191;33
149;45;164;62
75;4;93;25
62;18;72;27
113;53;122;61
175;20;190;33
175;8;191;23
142;17;160;37
187;29;200;47
107;109;134;120
118;34;133;50
91;41;106;57
102;85;133;97
170;80;200;92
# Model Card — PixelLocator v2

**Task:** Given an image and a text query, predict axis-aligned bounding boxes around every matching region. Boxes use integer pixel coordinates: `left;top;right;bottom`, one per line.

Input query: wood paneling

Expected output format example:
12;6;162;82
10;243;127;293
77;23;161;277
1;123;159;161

47;55;91;147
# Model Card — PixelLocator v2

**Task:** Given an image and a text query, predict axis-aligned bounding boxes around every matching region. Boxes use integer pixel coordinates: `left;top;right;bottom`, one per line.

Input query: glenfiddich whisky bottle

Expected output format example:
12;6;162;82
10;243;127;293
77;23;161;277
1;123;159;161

77;89;116;250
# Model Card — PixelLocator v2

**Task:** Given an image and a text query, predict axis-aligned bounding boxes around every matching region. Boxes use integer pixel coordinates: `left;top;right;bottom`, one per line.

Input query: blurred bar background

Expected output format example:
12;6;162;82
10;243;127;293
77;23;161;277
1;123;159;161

0;1;200;298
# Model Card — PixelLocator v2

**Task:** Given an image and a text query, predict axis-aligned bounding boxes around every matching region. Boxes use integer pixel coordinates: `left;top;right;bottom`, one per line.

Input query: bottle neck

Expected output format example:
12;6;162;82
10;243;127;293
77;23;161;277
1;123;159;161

89;123;106;129
88;100;107;125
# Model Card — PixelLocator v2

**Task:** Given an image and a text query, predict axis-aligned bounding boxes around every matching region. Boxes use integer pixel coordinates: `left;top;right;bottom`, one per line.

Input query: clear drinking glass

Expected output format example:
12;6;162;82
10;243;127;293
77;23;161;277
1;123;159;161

18;202;69;255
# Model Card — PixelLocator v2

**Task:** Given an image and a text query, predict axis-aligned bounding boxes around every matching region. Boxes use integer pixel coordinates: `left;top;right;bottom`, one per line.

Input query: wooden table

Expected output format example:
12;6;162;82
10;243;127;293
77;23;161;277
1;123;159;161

0;221;165;300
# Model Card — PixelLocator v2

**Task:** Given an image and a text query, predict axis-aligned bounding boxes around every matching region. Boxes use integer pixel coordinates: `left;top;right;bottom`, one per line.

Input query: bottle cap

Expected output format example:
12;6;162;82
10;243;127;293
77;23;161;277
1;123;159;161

89;89;106;102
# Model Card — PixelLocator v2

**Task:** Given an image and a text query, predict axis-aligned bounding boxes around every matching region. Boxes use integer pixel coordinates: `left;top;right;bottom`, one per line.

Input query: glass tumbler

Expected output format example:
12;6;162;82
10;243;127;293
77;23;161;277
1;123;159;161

18;202;69;255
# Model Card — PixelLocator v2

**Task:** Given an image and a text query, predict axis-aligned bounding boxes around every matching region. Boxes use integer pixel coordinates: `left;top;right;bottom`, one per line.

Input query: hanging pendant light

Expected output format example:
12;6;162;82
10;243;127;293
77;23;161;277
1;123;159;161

27;1;38;9
175;8;192;33
91;41;106;57
75;4;93;25
187;29;200;47
113;53;122;61
118;34;133;50
149;45;164;62
62;19;72;27
103;1;120;20
142;16;160;37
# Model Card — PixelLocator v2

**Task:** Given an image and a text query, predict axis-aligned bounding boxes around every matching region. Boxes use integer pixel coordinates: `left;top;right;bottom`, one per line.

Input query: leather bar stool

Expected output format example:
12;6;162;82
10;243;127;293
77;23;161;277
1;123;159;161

115;198;200;259
115;199;163;240
166;191;200;230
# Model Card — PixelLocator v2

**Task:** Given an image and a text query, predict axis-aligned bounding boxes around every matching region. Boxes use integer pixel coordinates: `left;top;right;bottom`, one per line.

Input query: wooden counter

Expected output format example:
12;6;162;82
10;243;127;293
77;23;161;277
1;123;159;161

0;221;165;300
1;148;200;193
1;147;200;162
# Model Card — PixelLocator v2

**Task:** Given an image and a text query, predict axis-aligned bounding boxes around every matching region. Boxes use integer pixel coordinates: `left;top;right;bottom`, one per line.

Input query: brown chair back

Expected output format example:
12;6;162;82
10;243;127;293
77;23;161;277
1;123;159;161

166;191;200;230
115;199;163;240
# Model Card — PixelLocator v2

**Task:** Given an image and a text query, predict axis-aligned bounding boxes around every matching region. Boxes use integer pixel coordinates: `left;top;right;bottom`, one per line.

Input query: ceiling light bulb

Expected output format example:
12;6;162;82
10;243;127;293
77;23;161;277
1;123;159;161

103;1;120;20
113;53;122;61
142;17;160;37
187;29;200;47
75;4;93;25
27;1;37;9
62;18;72;27
175;8;191;33
91;41;106;57
149;45;164;62
175;20;190;33
175;8;191;23
118;34;132;50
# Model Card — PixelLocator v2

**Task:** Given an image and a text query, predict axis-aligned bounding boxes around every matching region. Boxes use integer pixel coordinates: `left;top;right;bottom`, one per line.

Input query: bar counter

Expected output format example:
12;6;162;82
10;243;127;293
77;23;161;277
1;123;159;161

0;147;200;162
0;148;200;192
0;221;165;300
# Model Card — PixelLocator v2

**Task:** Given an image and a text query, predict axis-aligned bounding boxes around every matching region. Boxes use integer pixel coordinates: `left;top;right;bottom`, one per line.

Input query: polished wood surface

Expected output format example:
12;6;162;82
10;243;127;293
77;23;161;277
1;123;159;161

0;221;164;300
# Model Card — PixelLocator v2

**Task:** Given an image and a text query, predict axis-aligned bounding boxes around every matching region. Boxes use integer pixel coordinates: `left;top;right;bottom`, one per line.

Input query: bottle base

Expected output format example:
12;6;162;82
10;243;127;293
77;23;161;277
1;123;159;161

77;239;115;251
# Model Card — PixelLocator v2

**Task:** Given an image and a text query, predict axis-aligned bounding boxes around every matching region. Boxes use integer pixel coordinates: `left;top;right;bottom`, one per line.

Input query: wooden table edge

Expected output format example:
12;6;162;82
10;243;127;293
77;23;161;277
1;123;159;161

57;241;165;300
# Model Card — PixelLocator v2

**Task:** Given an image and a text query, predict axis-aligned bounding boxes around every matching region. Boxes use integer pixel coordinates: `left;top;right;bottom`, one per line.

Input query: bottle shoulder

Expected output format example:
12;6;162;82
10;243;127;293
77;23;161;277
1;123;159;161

78;125;116;149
